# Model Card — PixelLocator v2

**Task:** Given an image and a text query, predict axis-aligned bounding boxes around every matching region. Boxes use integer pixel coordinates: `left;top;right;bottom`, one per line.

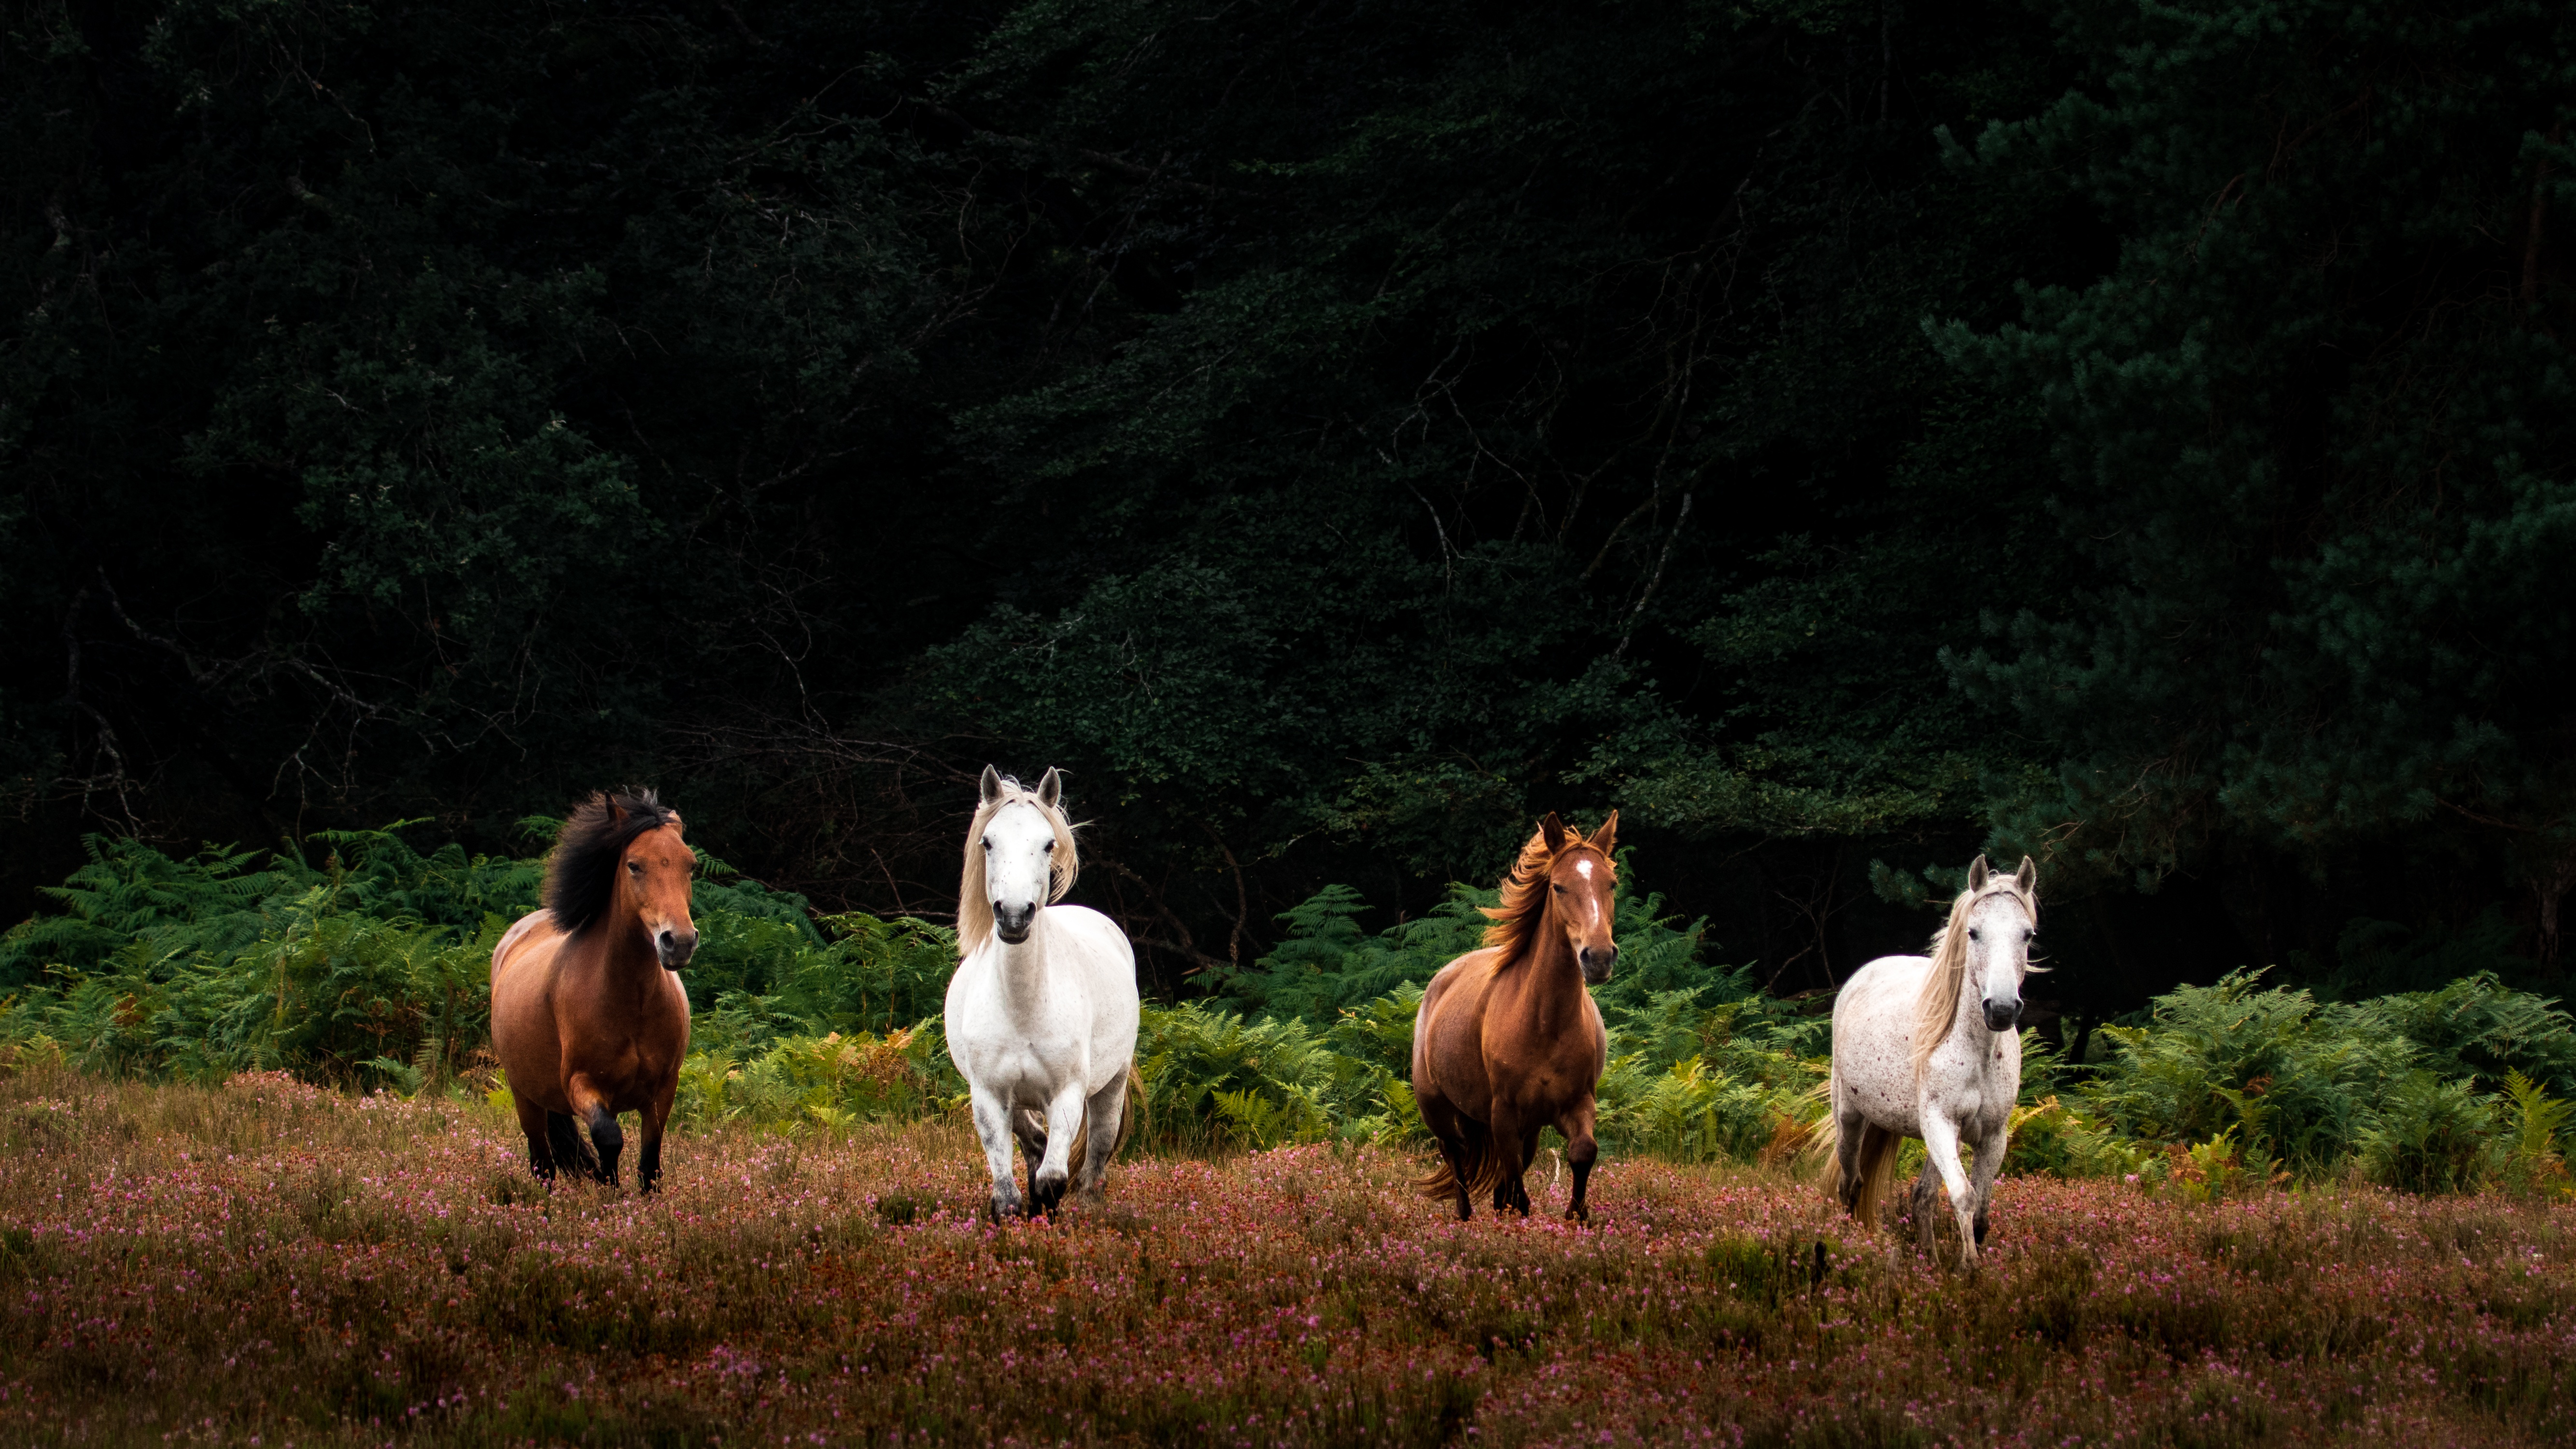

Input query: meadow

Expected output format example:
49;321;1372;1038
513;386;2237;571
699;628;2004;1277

2;1057;2572;1449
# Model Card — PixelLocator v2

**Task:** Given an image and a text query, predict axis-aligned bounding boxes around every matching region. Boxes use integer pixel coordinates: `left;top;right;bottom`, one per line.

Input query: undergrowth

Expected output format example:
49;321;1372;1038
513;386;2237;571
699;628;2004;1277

3;830;2574;1194
0;1060;2570;1446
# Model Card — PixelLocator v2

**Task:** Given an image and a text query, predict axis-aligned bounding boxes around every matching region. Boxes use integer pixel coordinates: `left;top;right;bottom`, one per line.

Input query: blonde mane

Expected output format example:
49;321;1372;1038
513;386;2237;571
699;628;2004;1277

1909;870;2039;1081
955;776;1080;957
1479;815;1617;973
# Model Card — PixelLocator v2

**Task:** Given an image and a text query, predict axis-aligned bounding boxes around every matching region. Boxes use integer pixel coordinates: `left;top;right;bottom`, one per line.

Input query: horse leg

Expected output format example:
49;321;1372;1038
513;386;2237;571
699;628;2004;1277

1434;1131;1477;1221
1074;1073;1127;1203
969;1086;1025;1220
1830;1075;1867;1215
1917;1109;1978;1267
512;1093;556;1182
1011;1108;1049;1210
1967;1121;2009;1248
1028;1077;1087;1217
568;1075;622;1187
1557;1098;1600;1224
1512;1127;1542;1216
1486;1104;1531;1217
637;1077;676;1196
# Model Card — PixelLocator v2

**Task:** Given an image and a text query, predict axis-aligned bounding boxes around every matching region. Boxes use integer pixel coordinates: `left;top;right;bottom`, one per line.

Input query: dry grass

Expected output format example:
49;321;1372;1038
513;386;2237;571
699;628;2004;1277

0;1062;2571;1447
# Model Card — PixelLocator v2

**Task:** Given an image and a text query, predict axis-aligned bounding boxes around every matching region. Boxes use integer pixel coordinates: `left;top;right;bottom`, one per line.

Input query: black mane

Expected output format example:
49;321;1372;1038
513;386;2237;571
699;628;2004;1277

545;788;678;933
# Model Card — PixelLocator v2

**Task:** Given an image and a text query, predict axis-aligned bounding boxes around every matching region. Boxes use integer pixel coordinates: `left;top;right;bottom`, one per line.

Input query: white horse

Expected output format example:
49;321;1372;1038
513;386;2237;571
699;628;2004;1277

1826;855;2039;1266
945;766;1143;1219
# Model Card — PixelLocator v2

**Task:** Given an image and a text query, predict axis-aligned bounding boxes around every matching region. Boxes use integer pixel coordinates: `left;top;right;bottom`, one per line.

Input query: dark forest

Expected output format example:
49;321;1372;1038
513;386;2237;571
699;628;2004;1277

8;0;2575;1033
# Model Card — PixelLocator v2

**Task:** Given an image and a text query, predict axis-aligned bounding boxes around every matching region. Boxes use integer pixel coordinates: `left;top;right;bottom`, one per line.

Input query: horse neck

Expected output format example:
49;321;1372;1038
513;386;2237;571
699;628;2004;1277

990;921;1059;1018
1514;902;1588;1031
588;894;666;997
1942;959;2002;1073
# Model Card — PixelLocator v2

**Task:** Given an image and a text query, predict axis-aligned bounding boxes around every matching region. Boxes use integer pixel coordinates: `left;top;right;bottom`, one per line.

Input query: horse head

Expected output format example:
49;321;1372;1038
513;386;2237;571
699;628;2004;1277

1960;854;2039;1030
976;765;1073;946
1541;810;1621;985
616;802;700;971
543;788;698;970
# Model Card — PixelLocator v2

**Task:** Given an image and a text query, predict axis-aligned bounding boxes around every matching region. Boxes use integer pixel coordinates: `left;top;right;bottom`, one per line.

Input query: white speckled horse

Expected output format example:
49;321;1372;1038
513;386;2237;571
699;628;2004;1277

1826;855;2039;1265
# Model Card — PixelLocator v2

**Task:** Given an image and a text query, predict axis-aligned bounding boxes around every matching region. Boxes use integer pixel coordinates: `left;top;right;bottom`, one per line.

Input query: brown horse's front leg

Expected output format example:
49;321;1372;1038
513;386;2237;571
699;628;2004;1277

1558;1098;1600;1223
1486;1105;1532;1216
637;1077;676;1195
568;1075;622;1187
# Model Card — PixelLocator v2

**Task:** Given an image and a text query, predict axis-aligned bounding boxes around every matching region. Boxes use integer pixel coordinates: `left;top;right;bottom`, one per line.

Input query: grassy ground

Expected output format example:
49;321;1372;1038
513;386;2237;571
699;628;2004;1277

0;1066;2570;1447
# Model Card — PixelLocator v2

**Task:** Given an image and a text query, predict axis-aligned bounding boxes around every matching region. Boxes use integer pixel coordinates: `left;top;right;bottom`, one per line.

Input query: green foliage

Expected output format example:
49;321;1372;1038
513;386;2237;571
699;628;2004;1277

1943;0;2576;887
1134;1004;1353;1151
673;1028;954;1135
2073;969;2576;1191
0;831;954;1108
2357;1075;2509;1196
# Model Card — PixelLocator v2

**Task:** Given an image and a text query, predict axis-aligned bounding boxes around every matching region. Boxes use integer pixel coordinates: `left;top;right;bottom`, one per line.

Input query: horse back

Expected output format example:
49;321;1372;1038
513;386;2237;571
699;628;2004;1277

1830;954;1933;1128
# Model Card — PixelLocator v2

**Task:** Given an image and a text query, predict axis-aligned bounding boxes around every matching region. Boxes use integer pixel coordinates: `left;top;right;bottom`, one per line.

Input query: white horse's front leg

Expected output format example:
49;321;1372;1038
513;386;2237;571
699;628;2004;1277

969;1086;1025;1220
1915;1107;1980;1266
1030;1076;1087;1216
1967;1120;2010;1249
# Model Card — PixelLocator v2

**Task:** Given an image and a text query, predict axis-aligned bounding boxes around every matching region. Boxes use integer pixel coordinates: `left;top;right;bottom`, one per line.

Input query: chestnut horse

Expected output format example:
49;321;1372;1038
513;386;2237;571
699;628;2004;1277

1413;811;1619;1221
491;789;699;1191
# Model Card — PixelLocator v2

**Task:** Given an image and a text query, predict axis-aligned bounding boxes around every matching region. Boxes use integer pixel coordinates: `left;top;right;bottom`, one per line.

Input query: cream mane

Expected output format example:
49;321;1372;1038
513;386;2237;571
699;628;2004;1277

955;775;1080;957
1909;868;2039;1081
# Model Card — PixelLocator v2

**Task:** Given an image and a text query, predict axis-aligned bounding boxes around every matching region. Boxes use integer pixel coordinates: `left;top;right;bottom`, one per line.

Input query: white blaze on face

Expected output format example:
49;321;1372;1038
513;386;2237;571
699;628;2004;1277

1574;856;1604;928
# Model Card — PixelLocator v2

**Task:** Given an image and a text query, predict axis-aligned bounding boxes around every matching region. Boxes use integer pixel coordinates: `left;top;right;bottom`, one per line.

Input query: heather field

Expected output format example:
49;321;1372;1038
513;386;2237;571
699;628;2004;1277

0;1067;2570;1449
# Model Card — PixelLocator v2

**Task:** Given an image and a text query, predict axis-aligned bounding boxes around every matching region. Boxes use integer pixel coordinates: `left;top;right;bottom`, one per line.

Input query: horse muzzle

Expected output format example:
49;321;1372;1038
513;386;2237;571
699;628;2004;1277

656;927;699;971
1578;944;1618;986
1982;998;2022;1032
993;903;1036;945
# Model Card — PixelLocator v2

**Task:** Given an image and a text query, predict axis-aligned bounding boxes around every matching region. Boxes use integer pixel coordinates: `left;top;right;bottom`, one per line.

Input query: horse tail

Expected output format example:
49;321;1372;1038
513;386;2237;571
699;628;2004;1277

1830;1120;1902;1228
544;1110;600;1180
1805;1106;1843;1178
1417;1132;1506;1202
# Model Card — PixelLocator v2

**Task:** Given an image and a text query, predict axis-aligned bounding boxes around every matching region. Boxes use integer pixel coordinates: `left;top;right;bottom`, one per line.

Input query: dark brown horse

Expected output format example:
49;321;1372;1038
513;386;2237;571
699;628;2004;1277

1412;811;1619;1221
491;790;698;1190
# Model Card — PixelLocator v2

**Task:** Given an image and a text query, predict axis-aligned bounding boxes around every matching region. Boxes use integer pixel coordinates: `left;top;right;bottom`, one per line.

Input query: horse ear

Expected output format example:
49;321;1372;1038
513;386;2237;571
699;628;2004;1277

1036;767;1062;810
1590;809;1619;858
979;764;1004;807
607;795;629;827
1967;854;1989;890
1540;813;1568;852
2015;855;2037;892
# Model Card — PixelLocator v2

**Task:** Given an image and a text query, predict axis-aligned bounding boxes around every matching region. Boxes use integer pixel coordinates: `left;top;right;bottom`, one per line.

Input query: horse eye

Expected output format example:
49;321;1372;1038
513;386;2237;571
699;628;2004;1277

628;862;643;875
1967;928;1981;941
